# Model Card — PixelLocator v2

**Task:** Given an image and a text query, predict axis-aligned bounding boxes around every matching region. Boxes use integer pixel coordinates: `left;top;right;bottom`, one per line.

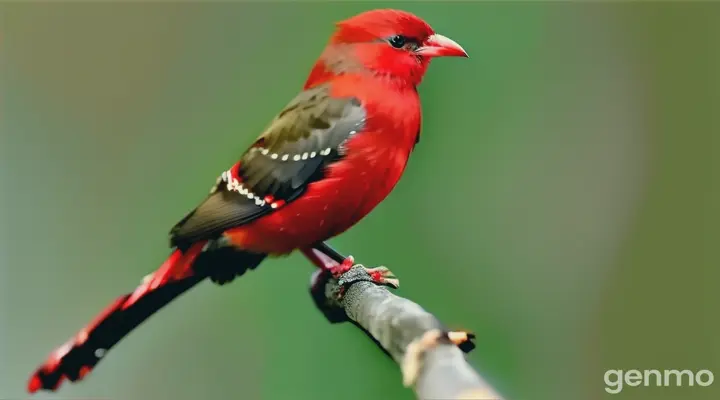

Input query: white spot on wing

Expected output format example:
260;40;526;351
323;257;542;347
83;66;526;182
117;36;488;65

216;166;272;208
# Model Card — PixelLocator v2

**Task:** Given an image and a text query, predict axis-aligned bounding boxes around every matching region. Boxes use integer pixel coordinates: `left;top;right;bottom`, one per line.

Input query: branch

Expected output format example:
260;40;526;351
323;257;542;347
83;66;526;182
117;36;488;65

307;251;504;400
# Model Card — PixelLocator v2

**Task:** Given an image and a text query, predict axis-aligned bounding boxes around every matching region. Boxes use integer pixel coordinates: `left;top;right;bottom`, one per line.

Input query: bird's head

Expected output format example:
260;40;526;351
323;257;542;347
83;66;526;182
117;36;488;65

318;9;468;86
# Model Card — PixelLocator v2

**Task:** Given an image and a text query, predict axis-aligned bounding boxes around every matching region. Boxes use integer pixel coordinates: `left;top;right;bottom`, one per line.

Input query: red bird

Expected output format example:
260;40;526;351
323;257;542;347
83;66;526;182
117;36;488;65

28;8;467;393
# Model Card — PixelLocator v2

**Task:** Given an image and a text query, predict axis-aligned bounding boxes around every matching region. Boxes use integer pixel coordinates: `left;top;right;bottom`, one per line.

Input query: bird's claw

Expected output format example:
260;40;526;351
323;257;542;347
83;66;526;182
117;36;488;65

328;255;355;279
327;257;399;288
309;254;401;324
363;265;399;289
333;264;400;301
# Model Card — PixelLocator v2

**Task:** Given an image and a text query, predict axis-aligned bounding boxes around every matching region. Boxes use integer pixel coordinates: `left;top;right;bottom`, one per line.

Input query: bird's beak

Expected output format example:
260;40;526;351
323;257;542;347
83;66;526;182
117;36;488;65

416;34;468;58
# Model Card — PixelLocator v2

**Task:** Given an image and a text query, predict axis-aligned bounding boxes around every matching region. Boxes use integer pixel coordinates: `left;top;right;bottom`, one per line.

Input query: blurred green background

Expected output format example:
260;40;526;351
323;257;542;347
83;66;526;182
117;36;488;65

1;2;718;400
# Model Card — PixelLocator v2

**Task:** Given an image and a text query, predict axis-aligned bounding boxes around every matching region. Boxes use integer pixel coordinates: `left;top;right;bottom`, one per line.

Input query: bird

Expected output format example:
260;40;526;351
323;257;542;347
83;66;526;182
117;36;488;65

27;8;467;393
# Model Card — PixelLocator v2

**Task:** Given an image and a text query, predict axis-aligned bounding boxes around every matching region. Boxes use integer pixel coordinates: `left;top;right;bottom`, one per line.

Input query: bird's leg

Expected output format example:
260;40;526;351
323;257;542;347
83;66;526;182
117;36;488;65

301;242;399;288
300;242;351;277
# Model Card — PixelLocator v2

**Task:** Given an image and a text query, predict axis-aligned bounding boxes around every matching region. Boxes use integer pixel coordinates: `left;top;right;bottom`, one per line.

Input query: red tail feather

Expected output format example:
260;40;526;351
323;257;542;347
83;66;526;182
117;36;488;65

28;241;207;393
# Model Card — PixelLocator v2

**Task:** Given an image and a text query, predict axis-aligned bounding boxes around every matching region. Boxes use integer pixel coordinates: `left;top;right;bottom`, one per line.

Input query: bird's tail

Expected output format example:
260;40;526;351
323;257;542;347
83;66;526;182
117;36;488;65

28;241;209;393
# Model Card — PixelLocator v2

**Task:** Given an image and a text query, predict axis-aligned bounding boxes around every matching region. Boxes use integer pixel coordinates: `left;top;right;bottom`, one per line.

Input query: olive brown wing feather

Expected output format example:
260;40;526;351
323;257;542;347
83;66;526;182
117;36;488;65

169;85;366;249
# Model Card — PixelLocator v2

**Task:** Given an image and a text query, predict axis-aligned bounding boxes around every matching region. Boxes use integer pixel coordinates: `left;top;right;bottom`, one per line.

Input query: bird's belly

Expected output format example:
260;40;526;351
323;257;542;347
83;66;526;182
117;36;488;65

225;147;408;255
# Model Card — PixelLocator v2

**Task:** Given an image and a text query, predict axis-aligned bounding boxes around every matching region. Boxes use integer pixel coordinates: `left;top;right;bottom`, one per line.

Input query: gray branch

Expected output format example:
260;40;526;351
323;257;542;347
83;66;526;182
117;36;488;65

311;265;504;400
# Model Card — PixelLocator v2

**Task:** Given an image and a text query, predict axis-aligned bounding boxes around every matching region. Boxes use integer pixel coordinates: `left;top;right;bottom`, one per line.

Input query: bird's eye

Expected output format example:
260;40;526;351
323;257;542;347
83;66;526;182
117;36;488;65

389;35;406;48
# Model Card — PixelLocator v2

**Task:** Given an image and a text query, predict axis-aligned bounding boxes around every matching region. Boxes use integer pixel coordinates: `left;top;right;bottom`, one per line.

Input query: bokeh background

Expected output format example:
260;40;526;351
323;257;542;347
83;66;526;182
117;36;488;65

1;2;718;400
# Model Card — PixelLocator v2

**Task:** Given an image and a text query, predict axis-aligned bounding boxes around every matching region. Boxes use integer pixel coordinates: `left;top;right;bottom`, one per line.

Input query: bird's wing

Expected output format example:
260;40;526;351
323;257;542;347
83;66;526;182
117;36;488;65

169;84;366;249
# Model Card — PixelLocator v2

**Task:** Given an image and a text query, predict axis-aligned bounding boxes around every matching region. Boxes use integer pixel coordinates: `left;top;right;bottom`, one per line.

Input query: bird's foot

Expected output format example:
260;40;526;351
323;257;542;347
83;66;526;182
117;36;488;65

328;255;356;279
327;256;399;289
327;261;401;303
307;250;401;323
362;265;400;289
